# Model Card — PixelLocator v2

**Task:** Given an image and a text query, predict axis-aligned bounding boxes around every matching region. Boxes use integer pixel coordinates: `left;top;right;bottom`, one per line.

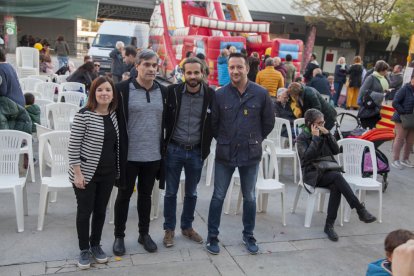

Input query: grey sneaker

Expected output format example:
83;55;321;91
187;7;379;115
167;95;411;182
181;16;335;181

391;160;404;170
78;249;90;269
401;160;414;168
243;236;259;255
90;245;108;264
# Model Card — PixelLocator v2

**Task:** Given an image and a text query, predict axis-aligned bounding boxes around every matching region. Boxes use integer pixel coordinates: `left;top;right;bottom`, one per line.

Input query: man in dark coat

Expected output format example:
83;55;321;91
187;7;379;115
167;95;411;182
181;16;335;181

308;68;331;96
287;82;337;130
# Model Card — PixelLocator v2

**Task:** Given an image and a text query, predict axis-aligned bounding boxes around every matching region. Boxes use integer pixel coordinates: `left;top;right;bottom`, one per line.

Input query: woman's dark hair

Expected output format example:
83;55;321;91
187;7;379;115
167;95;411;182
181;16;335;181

374;60;389;73
86;76;118;113
304;108;324;128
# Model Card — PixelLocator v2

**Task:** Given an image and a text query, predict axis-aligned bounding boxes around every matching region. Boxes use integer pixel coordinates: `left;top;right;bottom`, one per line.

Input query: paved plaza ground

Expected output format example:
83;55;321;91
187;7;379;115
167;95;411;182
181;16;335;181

1;55;414;275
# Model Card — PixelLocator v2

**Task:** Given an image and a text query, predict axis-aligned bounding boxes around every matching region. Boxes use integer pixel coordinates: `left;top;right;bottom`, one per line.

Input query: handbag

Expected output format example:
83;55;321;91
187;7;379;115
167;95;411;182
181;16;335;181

312;156;344;174
400;113;414;129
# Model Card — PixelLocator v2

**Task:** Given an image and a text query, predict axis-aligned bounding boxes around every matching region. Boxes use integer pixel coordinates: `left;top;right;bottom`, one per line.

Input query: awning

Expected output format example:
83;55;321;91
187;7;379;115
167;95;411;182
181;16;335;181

1;0;99;21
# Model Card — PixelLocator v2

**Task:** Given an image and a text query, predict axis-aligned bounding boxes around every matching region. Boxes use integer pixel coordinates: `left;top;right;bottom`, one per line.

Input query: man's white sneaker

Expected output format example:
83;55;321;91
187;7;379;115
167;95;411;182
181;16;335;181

391;160;404;170
401;160;414;168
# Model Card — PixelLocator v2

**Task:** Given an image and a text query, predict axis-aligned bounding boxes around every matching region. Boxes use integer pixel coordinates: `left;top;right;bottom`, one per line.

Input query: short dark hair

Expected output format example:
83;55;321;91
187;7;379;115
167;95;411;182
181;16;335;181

384;229;414;255
228;52;248;66
374;60;389;73
83;55;92;62
124;46;137;58
186;51;193;58
286;54;292;62
195;53;205;60
0;48;5;62
24;93;35;105
240;48;247;57
182;57;204;73
86;76;118;113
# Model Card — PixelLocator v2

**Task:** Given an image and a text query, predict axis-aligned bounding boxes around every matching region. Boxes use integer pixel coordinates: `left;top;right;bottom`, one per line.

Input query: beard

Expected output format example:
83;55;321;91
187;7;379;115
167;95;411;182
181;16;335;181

186;79;201;88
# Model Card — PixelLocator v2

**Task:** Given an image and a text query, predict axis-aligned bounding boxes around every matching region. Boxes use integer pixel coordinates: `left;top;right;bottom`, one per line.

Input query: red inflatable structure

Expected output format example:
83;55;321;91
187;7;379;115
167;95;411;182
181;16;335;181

149;0;303;85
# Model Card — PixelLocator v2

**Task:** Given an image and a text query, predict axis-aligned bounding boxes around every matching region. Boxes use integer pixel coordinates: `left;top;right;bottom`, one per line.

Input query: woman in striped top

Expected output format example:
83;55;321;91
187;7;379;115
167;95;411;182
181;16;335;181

68;76;119;269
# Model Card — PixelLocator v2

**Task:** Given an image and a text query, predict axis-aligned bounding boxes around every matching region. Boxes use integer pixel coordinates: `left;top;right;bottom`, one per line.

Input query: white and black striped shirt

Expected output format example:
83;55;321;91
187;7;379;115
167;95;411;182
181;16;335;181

68;109;120;185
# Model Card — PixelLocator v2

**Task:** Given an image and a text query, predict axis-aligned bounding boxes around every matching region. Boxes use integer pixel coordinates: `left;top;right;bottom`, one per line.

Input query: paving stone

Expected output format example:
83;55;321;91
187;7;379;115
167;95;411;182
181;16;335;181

130;250;183;266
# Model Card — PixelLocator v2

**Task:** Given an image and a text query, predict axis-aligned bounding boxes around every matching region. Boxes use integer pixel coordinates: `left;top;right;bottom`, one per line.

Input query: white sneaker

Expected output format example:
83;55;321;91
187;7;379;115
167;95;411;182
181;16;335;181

401;160;414;168
391;160;404;170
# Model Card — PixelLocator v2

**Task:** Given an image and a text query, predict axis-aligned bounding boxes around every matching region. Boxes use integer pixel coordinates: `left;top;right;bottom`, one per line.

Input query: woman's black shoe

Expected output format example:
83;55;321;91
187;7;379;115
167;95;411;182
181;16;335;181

113;237;126;256
138;234;157;253
324;224;339;241
357;206;377;223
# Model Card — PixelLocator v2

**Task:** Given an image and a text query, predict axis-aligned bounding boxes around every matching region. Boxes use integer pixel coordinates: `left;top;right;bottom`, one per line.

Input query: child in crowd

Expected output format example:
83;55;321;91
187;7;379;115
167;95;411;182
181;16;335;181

366;229;414;276
122;71;130;81
24;93;40;133
40;54;54;74
327;75;336;97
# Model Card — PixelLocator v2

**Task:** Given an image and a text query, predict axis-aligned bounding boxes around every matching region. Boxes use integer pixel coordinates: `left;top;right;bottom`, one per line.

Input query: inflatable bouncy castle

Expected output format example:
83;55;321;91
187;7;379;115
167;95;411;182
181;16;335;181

149;0;303;86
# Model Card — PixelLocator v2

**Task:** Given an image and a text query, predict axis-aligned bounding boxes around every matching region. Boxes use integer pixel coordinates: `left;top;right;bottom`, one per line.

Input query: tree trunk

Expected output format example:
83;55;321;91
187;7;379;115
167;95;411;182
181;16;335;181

358;37;366;59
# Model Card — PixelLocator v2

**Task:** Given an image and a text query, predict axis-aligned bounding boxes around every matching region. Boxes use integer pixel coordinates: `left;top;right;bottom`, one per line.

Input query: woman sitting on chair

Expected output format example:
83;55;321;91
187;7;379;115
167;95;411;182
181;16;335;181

296;108;376;241
68;76;119;269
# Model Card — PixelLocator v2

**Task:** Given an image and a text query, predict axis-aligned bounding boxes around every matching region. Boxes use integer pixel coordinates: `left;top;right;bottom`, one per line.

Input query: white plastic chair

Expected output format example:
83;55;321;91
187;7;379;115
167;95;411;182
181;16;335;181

337;138;382;223
19;77;44;91
268;117;297;183
34;82;60;102
58;91;86;107
59;82;86;94
55;75;68;84
16;47;39;78
37;131;72;231
0;130;32;232
205;139;216;186
291;144;334;228
34;99;53;126
235;139;286;226
46;103;79;130
293;118;305;139
28;75;51;82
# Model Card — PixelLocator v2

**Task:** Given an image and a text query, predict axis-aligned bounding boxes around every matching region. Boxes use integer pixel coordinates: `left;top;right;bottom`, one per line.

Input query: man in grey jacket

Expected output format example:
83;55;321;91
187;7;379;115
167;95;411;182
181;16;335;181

206;53;274;255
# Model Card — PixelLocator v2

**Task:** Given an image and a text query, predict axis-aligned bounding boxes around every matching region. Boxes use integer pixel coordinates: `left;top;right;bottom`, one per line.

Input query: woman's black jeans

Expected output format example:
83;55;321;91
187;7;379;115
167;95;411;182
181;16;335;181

317;171;362;225
114;160;160;237
74;165;115;250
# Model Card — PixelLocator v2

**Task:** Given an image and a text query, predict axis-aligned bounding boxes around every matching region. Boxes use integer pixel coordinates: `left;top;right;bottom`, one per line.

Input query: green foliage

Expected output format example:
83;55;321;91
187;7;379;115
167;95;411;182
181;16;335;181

385;0;414;38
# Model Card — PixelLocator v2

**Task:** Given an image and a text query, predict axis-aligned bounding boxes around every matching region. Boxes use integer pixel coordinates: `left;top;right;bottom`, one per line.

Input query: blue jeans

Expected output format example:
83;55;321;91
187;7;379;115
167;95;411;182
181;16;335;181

57;56;68;69
333;81;344;106
163;144;204;230
207;161;259;239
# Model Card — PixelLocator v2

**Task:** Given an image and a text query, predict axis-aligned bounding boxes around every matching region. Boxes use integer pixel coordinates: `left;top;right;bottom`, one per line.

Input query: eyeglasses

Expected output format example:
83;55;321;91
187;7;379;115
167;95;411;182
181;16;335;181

94;64;100;67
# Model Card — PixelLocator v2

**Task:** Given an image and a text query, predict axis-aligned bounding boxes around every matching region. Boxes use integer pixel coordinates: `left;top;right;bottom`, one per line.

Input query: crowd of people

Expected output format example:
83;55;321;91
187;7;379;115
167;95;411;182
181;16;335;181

1;40;414;273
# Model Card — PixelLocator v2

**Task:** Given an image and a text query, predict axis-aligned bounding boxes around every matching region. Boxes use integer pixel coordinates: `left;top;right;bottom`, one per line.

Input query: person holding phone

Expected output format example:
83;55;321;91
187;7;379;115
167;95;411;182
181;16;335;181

296;108;376;242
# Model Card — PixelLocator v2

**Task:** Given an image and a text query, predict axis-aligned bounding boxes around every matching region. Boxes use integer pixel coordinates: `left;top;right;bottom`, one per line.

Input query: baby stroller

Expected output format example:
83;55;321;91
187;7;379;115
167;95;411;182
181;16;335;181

334;112;393;192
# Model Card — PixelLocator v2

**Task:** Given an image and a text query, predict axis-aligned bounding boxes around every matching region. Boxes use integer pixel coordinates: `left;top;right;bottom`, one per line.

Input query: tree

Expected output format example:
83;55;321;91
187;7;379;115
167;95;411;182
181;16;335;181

385;0;414;38
293;0;396;58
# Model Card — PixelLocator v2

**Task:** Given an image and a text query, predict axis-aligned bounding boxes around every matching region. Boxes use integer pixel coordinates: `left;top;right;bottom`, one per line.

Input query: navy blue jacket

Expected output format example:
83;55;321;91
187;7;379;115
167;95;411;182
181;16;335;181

334;64;348;84
212;81;275;166
308;74;330;96
392;83;414;123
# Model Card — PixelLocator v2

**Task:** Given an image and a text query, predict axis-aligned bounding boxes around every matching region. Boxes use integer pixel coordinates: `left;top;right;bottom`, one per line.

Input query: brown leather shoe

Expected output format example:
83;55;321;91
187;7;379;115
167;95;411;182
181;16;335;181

163;229;175;248
182;228;203;243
